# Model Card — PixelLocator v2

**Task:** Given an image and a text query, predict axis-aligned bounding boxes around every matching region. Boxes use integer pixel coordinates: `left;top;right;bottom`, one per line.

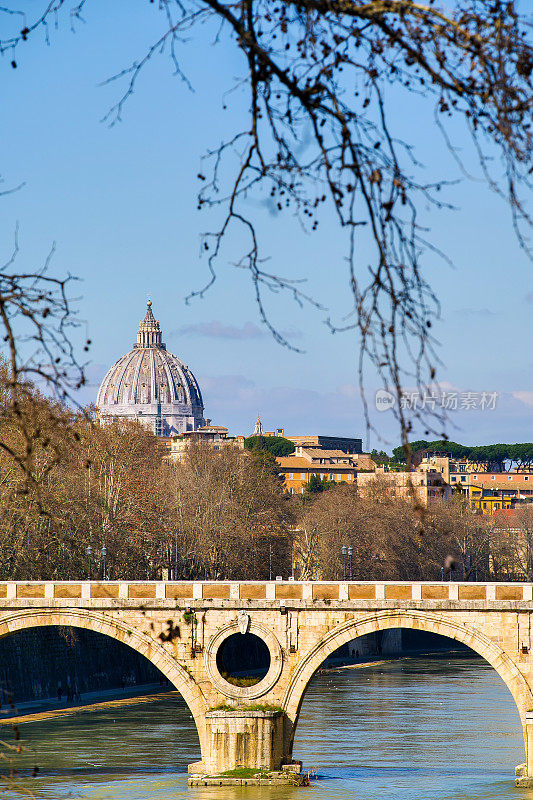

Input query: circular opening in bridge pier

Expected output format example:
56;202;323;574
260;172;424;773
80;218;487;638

216;632;271;687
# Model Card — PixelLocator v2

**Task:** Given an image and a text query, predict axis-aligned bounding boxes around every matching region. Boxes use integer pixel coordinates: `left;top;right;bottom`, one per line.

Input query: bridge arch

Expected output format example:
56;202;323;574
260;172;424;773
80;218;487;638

0;608;208;756
283;610;533;758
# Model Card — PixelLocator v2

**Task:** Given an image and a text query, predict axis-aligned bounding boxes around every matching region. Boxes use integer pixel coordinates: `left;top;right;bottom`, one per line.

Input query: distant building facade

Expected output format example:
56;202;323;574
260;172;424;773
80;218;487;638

96;301;206;436
357;467;452;507
277;447;375;494
459;473;533;514
417;454;490;484
278;451;358;494
414;455;533;514
168;426;245;463
285;434;363;454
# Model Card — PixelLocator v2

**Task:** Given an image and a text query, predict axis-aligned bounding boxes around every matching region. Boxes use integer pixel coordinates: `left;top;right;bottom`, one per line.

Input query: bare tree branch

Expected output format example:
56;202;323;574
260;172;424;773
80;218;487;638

1;0;531;449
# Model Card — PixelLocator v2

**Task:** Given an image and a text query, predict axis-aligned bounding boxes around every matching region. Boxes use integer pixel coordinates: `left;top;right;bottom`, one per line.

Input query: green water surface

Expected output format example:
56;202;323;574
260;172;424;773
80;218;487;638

3;656;530;800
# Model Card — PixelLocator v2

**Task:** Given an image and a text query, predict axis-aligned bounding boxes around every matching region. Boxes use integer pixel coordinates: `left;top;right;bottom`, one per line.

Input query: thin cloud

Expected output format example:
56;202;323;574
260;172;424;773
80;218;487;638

177;321;265;340
199;374;363;435
454;307;497;317
175;321;303;341
513;391;533;407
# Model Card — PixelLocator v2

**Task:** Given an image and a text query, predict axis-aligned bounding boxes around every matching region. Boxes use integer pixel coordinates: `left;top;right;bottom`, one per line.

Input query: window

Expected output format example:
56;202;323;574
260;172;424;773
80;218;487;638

472;475;477;480
525;476;529;481
289;473;294;480
491;475;495;480
508;476;513;481
329;473;334;481
483;502;487;509
301;473;306;479
494;503;500;509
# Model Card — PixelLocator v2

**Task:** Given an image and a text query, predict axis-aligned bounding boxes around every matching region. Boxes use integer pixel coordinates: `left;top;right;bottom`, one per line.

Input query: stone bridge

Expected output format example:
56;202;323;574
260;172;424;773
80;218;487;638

1;579;533;785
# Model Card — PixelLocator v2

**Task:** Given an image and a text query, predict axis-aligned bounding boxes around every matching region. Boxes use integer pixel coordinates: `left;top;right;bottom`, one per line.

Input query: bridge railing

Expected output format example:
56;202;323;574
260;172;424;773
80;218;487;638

0;580;531;602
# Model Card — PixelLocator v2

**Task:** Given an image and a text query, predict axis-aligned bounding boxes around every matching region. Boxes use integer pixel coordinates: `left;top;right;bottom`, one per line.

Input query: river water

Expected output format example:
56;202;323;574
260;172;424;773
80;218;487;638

5;656;531;799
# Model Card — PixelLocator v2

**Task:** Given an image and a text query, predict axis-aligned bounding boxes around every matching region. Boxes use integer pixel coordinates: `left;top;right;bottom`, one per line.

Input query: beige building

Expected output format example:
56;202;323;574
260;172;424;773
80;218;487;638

357;467;452;507
168;426;245;463
417;454;490;485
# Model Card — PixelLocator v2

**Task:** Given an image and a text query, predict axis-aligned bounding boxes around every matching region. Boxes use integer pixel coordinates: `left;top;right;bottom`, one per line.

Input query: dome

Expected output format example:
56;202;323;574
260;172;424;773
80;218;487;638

96;301;205;436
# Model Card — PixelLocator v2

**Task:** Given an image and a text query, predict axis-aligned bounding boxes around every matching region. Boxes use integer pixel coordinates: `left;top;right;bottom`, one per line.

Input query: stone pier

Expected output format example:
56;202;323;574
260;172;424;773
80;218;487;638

189;710;285;775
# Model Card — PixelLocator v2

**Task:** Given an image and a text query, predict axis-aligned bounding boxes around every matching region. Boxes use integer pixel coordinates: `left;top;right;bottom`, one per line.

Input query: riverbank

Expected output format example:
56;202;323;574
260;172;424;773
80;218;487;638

0;683;177;725
2;662;397;726
1;651;474;726
322;648;475;673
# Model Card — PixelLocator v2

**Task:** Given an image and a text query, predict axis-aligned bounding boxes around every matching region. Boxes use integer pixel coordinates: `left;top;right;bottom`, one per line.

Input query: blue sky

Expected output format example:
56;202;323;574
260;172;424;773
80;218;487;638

1;1;531;451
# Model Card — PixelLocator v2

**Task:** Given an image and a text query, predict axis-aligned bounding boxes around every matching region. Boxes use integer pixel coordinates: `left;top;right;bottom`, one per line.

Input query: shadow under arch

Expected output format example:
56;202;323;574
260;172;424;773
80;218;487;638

0;608;208;756
282;609;533;760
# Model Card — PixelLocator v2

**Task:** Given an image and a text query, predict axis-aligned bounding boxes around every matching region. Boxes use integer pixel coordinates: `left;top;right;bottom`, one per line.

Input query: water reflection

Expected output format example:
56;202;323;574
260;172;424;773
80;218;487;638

5;656;530;799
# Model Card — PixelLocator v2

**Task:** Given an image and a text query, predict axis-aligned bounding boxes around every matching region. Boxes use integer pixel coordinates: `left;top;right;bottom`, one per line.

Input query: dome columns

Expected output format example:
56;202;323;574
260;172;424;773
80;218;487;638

135;300;164;349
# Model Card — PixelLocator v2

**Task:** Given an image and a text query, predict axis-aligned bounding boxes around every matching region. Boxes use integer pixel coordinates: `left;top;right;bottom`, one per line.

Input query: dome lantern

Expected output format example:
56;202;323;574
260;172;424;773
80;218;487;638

135;300;164;349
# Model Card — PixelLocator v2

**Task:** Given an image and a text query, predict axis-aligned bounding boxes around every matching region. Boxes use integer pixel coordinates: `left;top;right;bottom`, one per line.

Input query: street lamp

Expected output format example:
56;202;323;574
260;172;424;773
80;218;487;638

291;537;295;580
101;546;107;580
86;545;93;580
341;545;347;580
348;546;353;580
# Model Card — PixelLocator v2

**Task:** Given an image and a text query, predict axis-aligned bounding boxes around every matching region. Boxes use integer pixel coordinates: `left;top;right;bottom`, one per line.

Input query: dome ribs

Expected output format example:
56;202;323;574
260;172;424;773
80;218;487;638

95;300;205;436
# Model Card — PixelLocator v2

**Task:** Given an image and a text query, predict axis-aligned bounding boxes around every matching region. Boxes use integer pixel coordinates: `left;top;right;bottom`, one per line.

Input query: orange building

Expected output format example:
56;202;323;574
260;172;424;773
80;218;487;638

277;448;360;494
460;472;533;514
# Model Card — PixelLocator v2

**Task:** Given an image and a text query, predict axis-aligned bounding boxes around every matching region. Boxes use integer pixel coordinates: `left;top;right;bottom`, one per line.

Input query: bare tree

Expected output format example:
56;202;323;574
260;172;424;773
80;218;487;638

492;506;533;581
296;482;458;580
426;498;491;580
0;225;86;487
166;441;293;579
1;1;530;448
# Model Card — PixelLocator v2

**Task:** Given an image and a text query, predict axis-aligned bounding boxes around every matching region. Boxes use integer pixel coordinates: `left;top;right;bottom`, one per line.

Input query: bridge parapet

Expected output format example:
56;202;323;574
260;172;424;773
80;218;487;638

0;580;532;606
